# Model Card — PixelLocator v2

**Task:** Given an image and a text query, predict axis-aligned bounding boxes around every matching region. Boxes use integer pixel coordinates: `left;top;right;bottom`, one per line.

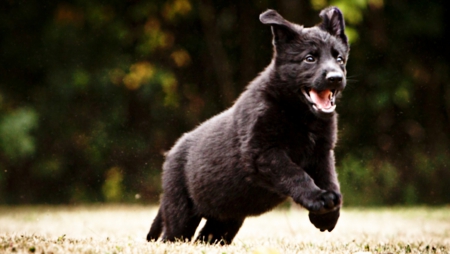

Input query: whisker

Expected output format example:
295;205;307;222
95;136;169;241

345;75;360;83
346;79;358;84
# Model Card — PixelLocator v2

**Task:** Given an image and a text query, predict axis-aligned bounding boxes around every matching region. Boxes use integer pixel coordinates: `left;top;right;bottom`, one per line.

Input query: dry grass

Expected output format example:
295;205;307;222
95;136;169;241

0;205;449;253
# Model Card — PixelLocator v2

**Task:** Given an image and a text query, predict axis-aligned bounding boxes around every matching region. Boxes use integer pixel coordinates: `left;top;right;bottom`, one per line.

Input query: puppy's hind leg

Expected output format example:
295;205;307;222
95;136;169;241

151;137;202;242
160;161;202;242
160;196;202;242
196;218;244;245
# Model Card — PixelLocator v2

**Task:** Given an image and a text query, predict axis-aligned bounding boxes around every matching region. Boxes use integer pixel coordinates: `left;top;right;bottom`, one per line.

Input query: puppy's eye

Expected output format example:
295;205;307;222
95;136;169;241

304;55;316;63
336;56;345;64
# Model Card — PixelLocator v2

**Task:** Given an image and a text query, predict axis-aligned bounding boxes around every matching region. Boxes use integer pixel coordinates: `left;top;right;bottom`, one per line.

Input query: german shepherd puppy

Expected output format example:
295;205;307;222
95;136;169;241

147;7;349;245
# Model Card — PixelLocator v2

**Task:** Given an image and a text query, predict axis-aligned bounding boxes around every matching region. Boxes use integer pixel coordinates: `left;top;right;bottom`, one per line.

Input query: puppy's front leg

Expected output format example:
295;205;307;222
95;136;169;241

255;148;341;214
309;150;340;194
307;150;342;232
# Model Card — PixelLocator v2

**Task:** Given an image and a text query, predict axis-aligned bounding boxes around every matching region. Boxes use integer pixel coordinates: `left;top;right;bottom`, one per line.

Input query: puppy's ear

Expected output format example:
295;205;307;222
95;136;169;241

260;9;297;45
319;7;348;46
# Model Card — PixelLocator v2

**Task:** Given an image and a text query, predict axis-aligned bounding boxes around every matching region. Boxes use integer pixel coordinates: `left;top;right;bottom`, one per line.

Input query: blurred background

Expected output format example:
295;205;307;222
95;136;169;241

0;0;448;206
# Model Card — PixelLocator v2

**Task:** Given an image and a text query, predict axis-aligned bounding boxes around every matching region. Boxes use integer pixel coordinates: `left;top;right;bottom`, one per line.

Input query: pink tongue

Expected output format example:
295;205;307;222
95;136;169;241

310;89;332;109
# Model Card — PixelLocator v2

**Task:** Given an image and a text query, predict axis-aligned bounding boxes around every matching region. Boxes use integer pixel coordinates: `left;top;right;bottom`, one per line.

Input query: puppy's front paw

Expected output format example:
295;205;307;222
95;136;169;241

303;190;341;214
309;208;340;232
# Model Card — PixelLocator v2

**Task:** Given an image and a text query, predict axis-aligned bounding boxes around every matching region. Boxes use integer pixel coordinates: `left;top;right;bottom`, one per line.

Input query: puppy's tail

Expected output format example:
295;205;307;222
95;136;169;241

146;207;163;241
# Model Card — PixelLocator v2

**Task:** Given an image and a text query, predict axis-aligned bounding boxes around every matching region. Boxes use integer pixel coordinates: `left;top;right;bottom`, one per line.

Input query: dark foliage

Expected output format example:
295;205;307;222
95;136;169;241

0;0;449;205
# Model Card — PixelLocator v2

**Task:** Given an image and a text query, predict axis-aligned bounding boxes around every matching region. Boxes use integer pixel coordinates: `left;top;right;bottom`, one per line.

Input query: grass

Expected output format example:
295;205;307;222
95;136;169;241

0;205;449;253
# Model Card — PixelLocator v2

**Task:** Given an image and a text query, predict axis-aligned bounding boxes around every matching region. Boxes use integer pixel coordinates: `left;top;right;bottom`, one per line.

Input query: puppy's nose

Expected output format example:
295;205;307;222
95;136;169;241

326;72;343;84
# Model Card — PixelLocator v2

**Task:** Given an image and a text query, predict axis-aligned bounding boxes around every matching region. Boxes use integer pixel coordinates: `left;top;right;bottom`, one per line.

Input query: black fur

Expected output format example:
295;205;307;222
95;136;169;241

147;7;349;245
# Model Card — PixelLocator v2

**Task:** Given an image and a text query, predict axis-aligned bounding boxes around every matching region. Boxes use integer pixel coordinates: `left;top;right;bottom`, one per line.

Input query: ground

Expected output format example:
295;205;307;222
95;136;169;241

0;205;449;253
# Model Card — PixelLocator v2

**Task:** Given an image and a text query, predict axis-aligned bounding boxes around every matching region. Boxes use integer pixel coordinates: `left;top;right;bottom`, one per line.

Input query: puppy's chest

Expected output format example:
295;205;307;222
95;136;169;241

278;120;332;166
254;109;333;161
284;130;318;160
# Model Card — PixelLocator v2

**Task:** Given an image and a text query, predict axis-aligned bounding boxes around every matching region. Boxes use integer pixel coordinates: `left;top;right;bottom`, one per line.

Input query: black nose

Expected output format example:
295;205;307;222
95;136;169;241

326;73;343;84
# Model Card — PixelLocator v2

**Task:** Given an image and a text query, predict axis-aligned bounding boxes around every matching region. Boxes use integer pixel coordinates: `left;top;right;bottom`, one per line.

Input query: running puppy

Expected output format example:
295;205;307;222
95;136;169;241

147;6;349;245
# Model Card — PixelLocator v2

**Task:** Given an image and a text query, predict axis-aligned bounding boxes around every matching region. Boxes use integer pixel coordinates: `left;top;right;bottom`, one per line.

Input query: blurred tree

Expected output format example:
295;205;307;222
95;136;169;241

0;0;448;205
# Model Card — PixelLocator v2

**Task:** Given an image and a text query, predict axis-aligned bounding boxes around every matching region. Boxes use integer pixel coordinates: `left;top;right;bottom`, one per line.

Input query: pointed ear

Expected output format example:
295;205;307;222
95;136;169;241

319;7;348;46
260;9;297;44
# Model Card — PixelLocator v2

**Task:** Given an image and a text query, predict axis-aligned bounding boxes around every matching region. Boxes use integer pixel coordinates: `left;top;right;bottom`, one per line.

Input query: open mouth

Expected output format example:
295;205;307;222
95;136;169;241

301;87;339;114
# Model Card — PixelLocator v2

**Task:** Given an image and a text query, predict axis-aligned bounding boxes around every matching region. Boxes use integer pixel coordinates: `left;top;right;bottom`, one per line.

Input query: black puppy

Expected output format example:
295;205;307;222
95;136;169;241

147;7;349;245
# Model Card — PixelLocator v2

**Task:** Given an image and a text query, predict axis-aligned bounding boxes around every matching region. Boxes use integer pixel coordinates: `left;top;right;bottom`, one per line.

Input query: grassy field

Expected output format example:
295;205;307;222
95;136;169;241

0;205;449;253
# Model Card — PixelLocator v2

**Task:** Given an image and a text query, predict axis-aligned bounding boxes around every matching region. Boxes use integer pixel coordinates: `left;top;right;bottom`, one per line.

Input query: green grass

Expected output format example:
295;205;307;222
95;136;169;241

0;205;449;253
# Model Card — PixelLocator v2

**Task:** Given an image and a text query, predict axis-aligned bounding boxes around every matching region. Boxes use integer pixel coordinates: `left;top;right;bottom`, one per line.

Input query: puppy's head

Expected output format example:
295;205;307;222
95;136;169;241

260;7;349;117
